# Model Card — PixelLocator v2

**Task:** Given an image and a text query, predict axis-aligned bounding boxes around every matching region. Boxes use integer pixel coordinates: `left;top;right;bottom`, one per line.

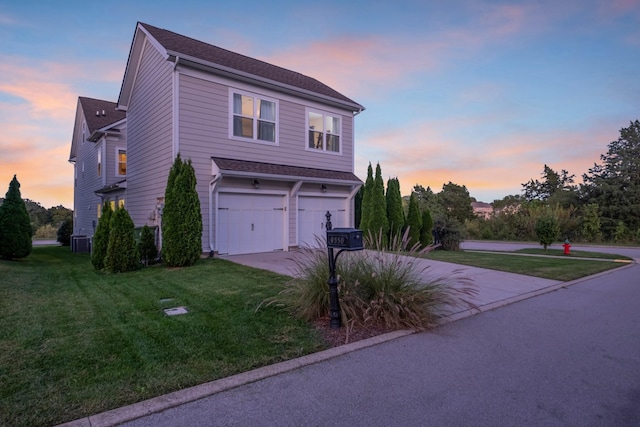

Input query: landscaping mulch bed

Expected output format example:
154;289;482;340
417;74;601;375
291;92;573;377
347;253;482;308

313;317;394;347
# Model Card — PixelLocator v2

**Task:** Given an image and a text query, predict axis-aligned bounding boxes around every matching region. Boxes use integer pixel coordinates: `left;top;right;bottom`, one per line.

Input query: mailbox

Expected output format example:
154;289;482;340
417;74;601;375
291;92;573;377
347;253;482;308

326;228;364;250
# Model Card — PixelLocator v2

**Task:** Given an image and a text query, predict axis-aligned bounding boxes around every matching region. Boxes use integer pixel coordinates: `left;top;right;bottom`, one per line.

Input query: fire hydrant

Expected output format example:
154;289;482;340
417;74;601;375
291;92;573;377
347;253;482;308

563;239;571;255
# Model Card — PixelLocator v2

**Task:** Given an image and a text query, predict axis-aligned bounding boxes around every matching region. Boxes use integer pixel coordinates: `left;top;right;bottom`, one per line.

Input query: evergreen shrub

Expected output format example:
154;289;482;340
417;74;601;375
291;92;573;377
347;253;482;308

0;175;32;259
104;207;139;273
91;203;113;270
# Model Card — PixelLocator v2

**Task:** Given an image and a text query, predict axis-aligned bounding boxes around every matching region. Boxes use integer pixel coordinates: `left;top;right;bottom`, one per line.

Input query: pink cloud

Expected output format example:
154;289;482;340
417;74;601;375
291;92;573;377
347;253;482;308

355;116;620;201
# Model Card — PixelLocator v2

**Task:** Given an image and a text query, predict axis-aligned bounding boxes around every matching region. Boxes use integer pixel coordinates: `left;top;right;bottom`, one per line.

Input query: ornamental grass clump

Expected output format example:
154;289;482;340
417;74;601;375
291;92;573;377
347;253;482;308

262;230;477;331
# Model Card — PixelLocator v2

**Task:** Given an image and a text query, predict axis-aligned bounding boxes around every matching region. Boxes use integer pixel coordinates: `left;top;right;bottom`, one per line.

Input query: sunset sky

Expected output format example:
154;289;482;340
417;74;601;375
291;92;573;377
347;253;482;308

1;0;639;209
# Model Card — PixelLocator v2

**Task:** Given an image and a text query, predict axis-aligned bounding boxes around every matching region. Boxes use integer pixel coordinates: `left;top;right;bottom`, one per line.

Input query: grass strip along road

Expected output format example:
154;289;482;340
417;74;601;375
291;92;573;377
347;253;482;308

426;248;632;281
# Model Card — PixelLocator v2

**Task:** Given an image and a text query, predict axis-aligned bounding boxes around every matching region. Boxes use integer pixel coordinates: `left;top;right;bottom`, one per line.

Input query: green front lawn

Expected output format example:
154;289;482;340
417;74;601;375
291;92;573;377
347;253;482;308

425;249;630;281
0;247;326;427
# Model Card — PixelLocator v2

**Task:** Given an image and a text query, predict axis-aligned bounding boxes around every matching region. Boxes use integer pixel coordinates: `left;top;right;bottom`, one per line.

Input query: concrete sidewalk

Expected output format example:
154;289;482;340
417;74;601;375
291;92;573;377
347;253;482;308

59;246;634;427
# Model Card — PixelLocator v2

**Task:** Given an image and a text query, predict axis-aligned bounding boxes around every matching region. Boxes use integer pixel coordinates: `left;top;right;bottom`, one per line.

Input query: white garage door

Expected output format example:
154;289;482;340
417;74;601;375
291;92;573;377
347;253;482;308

298;197;347;248
218;193;285;255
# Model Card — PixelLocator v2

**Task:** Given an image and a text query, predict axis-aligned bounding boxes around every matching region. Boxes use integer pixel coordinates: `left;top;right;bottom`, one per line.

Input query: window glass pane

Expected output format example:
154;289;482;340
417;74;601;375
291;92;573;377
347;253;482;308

258;100;275;121
258;121;275;142
327;134;340;152
234;116;253;138
234;93;254;116
309;130;323;149
325;115;340;135
118;150;127;175
308;112;323;131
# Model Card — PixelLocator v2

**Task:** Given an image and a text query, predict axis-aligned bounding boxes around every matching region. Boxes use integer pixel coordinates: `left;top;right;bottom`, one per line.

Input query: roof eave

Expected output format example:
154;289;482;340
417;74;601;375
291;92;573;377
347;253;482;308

168;53;365;113
217;168;362;186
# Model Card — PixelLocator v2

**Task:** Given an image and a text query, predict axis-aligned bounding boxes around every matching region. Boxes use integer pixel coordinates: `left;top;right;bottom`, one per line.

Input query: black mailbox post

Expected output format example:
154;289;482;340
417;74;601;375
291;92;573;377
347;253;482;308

325;213;364;329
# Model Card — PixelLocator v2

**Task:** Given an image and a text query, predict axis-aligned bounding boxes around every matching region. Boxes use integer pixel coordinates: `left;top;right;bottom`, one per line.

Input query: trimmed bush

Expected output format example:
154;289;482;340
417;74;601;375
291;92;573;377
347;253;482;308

439;218;464;251
91;203;113;270
104;207;139;273
0;175;32;260
56;219;73;246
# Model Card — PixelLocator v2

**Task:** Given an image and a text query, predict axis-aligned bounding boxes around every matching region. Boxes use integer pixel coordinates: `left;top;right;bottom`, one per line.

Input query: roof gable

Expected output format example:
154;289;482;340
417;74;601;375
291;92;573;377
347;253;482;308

79;97;126;133
118;22;364;112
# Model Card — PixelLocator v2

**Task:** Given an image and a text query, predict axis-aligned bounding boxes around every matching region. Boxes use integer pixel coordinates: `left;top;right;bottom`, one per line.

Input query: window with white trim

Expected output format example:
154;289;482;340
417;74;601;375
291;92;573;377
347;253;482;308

230;89;277;143
116;148;126;176
307;109;341;153
97;150;102;177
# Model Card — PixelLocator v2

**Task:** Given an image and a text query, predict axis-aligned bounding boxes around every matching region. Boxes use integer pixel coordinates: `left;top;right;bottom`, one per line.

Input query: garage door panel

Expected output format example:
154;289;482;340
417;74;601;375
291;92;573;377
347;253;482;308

298;197;347;248
218;193;285;255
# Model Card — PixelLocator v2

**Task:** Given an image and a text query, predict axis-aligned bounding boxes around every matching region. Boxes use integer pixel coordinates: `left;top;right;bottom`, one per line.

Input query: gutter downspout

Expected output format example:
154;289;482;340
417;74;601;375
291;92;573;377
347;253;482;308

208;174;222;257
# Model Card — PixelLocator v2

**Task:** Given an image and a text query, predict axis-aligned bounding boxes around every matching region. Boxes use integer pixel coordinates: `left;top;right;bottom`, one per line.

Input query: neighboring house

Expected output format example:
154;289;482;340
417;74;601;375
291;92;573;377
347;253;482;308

68;97;127;251
70;22;365;256
471;201;493;219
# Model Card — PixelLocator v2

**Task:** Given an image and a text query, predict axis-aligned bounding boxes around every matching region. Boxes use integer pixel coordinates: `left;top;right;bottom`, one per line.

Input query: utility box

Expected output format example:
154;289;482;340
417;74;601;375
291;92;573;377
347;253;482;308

326;228;364;250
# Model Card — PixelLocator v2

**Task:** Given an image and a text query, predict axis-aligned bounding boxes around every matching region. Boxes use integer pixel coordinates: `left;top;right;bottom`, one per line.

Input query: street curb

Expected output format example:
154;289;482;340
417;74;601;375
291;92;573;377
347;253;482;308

58;262;634;427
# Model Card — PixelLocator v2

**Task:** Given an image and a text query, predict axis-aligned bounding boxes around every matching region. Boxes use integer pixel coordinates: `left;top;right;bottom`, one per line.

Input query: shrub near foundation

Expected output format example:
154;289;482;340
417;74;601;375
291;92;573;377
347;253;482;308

263;230;476;331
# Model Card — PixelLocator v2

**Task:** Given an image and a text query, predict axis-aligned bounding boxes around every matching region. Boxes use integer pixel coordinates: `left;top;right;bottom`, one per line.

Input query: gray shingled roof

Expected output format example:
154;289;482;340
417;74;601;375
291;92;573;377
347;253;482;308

140;22;363;110
212;157;362;183
79;97;126;133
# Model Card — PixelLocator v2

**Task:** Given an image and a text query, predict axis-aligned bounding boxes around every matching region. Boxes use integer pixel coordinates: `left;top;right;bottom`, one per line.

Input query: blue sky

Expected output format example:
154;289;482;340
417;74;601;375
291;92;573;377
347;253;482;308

1;0;638;208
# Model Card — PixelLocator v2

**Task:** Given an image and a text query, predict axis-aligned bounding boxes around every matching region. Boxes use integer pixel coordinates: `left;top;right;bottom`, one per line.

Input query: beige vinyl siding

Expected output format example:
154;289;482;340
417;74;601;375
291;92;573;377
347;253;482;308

126;41;174;229
73;111;102;237
177;74;355;173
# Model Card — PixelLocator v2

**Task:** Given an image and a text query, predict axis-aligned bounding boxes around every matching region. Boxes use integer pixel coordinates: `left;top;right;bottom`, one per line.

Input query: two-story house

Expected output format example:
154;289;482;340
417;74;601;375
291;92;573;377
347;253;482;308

71;22;364;256
69;97;127;251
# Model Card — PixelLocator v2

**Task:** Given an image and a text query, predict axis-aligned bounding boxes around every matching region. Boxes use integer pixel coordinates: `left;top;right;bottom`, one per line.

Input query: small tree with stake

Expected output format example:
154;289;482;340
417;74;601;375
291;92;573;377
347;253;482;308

535;214;560;250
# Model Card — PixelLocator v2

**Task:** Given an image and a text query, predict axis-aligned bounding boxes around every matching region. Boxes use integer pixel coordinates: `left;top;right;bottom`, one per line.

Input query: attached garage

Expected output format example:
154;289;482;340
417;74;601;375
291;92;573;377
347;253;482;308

298;196;348;248
217;193;286;255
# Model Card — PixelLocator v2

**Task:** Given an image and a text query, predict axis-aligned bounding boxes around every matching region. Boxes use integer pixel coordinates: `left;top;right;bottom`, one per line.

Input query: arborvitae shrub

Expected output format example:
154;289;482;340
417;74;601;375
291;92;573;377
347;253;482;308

105;207;139;273
92;203;113;270
406;193;422;247
420;209;434;247
138;225;158;266
386;177;404;244
162;155;202;267
0;175;32;260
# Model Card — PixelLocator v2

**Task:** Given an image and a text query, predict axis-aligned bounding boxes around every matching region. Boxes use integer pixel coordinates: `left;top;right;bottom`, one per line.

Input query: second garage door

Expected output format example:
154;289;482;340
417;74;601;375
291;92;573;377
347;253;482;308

298;196;347;248
218;193;285;255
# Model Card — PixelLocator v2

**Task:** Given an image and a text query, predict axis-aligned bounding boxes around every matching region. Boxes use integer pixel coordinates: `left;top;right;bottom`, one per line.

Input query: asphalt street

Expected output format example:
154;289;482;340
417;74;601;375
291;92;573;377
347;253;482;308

122;259;640;426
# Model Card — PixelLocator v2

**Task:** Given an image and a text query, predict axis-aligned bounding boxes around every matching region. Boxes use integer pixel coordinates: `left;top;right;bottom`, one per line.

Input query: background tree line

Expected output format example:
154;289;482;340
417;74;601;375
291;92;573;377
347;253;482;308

356;163;473;251
0;197;73;239
469;120;640;244
357;120;640;248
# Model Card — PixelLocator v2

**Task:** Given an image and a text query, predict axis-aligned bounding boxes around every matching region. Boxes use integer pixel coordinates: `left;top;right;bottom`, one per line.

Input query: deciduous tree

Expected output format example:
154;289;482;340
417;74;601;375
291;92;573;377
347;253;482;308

582;120;640;237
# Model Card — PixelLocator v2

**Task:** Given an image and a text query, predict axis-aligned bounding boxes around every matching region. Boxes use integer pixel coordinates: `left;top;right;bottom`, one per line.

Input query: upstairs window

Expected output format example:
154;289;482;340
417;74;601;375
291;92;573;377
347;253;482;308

231;90;277;143
307;110;341;153
97;150;102;177
116;148;126;176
